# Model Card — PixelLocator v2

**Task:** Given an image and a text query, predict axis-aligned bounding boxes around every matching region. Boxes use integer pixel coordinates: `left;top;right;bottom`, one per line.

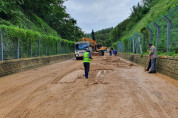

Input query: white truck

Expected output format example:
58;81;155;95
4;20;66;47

75;41;92;60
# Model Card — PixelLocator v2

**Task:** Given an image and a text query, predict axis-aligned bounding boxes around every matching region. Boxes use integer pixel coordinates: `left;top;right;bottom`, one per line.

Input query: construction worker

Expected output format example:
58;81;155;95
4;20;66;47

113;50;115;56
109;48;113;56
115;50;118;56
83;49;92;78
113;49;117;56
146;43;157;73
101;50;104;56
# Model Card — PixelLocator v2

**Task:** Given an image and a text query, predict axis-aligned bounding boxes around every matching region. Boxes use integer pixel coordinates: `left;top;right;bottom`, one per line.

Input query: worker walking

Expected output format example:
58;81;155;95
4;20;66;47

109;48;113;56
83;49;92;78
146;43;157;73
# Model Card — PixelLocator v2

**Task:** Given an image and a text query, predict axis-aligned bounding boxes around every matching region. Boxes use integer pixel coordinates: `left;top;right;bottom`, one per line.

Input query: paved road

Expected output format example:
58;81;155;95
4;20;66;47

0;55;178;118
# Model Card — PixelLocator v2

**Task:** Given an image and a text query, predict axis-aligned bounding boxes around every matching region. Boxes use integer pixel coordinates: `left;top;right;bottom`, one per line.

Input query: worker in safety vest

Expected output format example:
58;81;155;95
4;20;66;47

83;49;92;79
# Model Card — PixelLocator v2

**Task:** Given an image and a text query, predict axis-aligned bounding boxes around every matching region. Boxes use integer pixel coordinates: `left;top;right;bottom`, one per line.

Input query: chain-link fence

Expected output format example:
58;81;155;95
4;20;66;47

117;41;125;52
0;27;75;61
117;6;178;55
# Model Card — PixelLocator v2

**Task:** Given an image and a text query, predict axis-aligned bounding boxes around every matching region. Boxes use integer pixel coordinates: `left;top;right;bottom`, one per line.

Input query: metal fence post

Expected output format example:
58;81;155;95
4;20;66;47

56;42;58;55
131;38;135;53
30;40;32;57
146;26;153;44
0;32;3;61
67;44;68;53
69;45;71;53
46;46;47;56
38;38;40;56
59;41;61;54
128;39;129;52
163;16;171;54
128;39;130;52
141;32;145;52
130;38;132;52
61;42;63;54
64;43;66;53
67;43;68;53
51;45;52;55
135;38;138;53
154;22;160;50
70;45;73;52
138;37;142;54
17;38;20;59
66;43;68;53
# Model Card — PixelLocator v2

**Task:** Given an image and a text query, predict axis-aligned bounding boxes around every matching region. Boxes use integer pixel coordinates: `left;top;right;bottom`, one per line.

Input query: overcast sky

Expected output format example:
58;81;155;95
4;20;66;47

64;0;141;33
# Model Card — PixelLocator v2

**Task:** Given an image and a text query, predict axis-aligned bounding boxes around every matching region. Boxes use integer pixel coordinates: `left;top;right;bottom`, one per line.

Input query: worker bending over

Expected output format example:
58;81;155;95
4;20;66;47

83;49;92;78
147;43;157;73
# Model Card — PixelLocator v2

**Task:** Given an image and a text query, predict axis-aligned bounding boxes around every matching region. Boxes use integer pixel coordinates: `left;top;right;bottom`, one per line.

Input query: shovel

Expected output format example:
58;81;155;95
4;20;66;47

145;57;150;71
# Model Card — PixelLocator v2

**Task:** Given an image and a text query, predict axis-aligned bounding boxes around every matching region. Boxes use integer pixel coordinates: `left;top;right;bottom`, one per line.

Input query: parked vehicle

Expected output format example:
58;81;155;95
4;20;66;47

75;41;92;60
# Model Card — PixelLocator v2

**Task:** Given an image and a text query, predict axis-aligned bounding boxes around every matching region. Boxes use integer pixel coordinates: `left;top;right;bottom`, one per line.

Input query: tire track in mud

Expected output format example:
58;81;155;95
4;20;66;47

128;70;175;118
0;60;76;96
51;68;79;84
21;57;114;118
0;65;68;96
0;60;81;118
13;75;86;118
1;55;178;118
136;77;178;117
3;77;53;118
97;57;178;118
132;67;178;118
2;68;82;117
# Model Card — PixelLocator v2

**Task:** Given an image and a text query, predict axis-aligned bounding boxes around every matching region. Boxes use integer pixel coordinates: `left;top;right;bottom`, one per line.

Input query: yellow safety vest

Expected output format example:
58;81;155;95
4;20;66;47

83;52;91;63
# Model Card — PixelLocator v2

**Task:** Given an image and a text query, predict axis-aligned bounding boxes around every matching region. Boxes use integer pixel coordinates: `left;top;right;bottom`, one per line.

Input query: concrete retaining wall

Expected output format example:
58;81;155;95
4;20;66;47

118;53;178;80
0;54;74;77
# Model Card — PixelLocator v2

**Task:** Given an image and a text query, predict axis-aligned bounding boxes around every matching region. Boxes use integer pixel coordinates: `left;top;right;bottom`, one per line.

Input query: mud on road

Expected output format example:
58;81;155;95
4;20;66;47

0;55;178;118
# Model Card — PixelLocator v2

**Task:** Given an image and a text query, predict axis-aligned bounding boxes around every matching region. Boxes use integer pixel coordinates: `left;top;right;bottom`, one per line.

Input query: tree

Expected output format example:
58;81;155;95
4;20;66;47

0;0;84;41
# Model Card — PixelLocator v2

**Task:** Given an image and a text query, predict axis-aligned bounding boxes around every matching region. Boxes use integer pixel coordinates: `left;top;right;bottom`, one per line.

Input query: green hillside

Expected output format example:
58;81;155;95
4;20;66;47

85;28;113;47
0;0;84;60
0;0;84;41
0;12;58;36
110;0;177;53
125;0;177;38
90;0;177;54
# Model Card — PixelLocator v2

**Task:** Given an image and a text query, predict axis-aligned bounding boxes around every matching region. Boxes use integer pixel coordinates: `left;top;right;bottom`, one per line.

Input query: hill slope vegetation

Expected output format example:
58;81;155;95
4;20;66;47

0;0;84;41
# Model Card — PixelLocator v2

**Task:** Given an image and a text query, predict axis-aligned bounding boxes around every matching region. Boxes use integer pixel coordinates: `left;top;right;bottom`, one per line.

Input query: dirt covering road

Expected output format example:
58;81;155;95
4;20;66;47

0;55;178;118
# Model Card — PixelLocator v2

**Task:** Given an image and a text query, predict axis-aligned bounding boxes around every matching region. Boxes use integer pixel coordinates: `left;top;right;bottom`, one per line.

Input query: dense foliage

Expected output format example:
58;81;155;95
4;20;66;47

85;28;113;47
110;0;152;43
85;0;159;47
88;0;177;54
110;0;177;43
0;0;84;41
94;28;113;47
0;25;75;59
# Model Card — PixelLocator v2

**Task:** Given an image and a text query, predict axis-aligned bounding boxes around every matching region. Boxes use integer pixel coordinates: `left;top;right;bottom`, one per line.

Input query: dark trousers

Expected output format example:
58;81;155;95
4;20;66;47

109;51;112;56
147;58;156;72
83;62;90;78
115;52;117;56
101;51;104;56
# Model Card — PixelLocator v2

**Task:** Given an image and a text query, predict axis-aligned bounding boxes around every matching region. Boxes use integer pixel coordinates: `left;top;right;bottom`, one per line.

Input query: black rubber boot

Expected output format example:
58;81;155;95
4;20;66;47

148;71;156;74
